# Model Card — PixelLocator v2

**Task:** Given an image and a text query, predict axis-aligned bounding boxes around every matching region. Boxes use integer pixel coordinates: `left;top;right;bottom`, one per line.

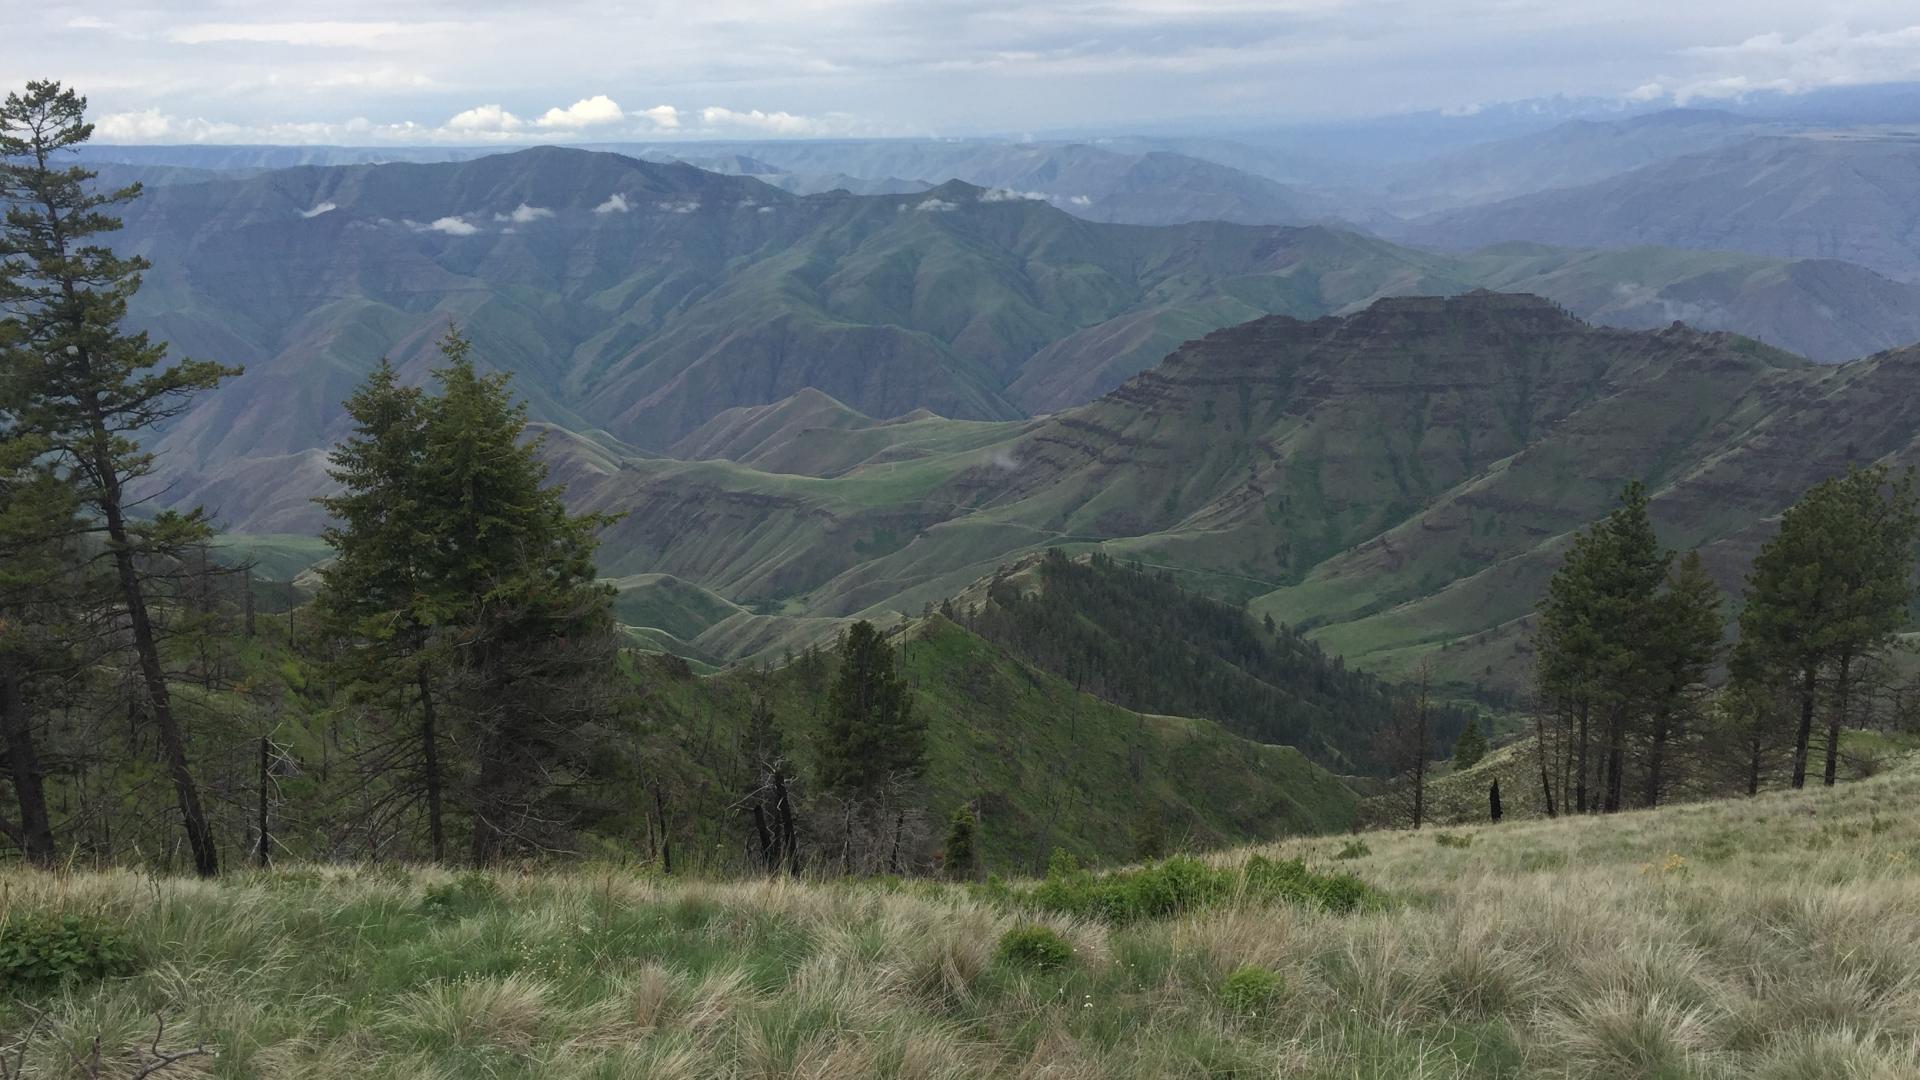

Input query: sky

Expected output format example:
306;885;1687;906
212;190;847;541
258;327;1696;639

7;1;1920;143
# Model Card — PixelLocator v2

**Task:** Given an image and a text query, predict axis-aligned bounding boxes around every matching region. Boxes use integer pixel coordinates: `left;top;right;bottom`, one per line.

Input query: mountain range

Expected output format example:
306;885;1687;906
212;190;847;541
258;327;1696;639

106;145;1920;539
455;292;1920;698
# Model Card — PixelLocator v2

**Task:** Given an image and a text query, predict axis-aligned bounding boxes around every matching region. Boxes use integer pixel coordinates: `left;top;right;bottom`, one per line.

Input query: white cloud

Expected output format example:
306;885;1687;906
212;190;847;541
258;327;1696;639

65;16;113;30
167;20;451;49
494;203;554;224
1638;24;1920;103
593;194;632;214
1066;194;1093;207
536;94;624;129
980;188;1047;202
445;103;524;134
915;197;959;212
424;216;478;236
640;105;682;130
657;199;702;213
300;202;337;218
699;106;829;135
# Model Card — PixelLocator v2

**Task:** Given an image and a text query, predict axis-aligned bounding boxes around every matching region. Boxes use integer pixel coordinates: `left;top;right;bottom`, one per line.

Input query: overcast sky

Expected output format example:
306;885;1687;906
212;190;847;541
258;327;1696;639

7;2;1920;143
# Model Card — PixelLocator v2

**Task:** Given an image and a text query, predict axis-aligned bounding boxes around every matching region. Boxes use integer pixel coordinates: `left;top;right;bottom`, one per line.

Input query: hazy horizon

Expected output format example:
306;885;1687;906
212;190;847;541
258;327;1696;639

8;2;1920;145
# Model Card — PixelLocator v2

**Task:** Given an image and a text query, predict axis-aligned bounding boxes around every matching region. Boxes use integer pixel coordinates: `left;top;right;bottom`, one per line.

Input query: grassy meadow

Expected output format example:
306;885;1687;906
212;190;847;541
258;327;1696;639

4;760;1920;1079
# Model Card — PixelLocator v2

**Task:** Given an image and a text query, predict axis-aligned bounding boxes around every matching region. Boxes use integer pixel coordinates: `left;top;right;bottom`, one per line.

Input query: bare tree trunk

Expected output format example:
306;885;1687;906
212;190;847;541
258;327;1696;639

773;768;800;875
97;469;218;877
1574;698;1590;814
1746;734;1762;796
417;665;445;863
1603;707;1625;813
1533;702;1557;817
256;736;271;868
1645;707;1670;808
654;788;672;875
750;802;775;872
1791;664;1817;789
0;663;58;867
1823;650;1853;786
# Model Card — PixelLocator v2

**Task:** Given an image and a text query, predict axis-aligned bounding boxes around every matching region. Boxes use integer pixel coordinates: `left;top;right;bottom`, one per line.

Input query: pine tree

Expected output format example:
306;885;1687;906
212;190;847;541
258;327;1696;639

1;81;240;876
1644;551;1722;806
1451;716;1488;771
312;360;447;859
416;330;620;864
819;621;923;801
943;803;978;880
315;327;619;864
1736;465;1918;788
1535;482;1669;812
0;428;82;866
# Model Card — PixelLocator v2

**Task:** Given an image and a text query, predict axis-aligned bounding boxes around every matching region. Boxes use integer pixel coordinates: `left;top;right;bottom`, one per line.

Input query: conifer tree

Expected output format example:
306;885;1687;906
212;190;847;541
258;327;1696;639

312;360;447;859
1736;465;1918;788
943;803;978;880
1;81;240;876
0;428;81;866
1644;551;1722;805
315;327;619;863
1451;716;1488;771
819;620;923;801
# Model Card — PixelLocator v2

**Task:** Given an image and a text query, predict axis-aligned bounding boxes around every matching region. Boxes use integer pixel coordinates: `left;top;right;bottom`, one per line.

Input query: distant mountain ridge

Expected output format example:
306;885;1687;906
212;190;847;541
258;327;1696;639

527;293;1920;694
107;145;1920;536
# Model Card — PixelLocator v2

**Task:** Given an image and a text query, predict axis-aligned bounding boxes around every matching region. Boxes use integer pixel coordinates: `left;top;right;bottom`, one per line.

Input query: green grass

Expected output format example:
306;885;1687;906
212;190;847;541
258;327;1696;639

6;752;1920;1077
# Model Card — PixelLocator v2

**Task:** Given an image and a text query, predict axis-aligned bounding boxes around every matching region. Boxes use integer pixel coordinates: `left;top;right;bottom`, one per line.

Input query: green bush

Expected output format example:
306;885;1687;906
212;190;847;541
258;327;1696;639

1020;851;1377;924
1435;832;1474;849
0;915;137;993
419;870;500;918
1334;839;1371;860
1220;964;1284;1015
997;925;1073;971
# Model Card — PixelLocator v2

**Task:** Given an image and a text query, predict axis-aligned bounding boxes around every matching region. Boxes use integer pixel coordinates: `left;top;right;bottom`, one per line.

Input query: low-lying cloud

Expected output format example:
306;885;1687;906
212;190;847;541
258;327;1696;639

495;203;554;224
424;216;478;236
299;202;337;218
594;194;632;214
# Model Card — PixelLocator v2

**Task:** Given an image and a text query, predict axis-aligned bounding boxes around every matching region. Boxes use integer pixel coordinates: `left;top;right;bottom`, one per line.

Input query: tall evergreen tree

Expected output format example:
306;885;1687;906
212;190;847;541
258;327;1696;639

1736;465;1918;788
0;81;240;876
315;328;619;864
1451;716;1488;771
819;620;923;801
311;360;447;859
1644;551;1722;806
0;429;82;866
1536;482;1669;812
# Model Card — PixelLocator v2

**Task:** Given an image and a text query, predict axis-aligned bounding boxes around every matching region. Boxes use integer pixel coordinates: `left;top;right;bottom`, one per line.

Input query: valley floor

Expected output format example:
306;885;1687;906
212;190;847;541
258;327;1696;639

4;767;1920;1078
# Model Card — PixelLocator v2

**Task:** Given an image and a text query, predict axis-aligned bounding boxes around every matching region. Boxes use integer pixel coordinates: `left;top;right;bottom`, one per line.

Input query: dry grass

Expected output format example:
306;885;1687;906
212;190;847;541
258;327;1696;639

4;765;1920;1078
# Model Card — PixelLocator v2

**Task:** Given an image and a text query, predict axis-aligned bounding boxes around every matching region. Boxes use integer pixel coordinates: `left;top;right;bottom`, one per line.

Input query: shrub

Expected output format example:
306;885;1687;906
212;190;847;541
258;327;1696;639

1435;832;1474;849
1021;851;1378;924
997;925;1073;971
1220;964;1284;1015
420;871;501;918
0;915;137;993
1334;839;1371;860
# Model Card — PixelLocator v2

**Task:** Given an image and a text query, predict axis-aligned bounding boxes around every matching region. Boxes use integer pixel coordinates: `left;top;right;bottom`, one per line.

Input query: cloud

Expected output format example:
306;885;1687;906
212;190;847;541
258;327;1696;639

1066;194;1093;207
980;188;1047;202
535;94;624;129
1636;24;1920;103
915;197;959;212
657;199;702;213
593;194;632;214
494;203;554;224
640;105;682;130
300;202;337;218
167;20;450;49
699;106;830;135
445;103;524;134
424;216;478;236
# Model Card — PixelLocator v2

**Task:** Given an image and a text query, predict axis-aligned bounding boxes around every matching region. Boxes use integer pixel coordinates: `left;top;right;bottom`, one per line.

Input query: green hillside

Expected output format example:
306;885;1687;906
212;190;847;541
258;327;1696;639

959;550;1473;772
627;616;1358;874
105;148;1920;535
521;293;1920;696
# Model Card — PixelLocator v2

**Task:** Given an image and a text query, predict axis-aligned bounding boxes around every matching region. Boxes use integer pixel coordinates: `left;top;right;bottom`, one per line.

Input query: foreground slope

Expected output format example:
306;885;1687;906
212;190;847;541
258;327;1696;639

5;751;1915;1077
